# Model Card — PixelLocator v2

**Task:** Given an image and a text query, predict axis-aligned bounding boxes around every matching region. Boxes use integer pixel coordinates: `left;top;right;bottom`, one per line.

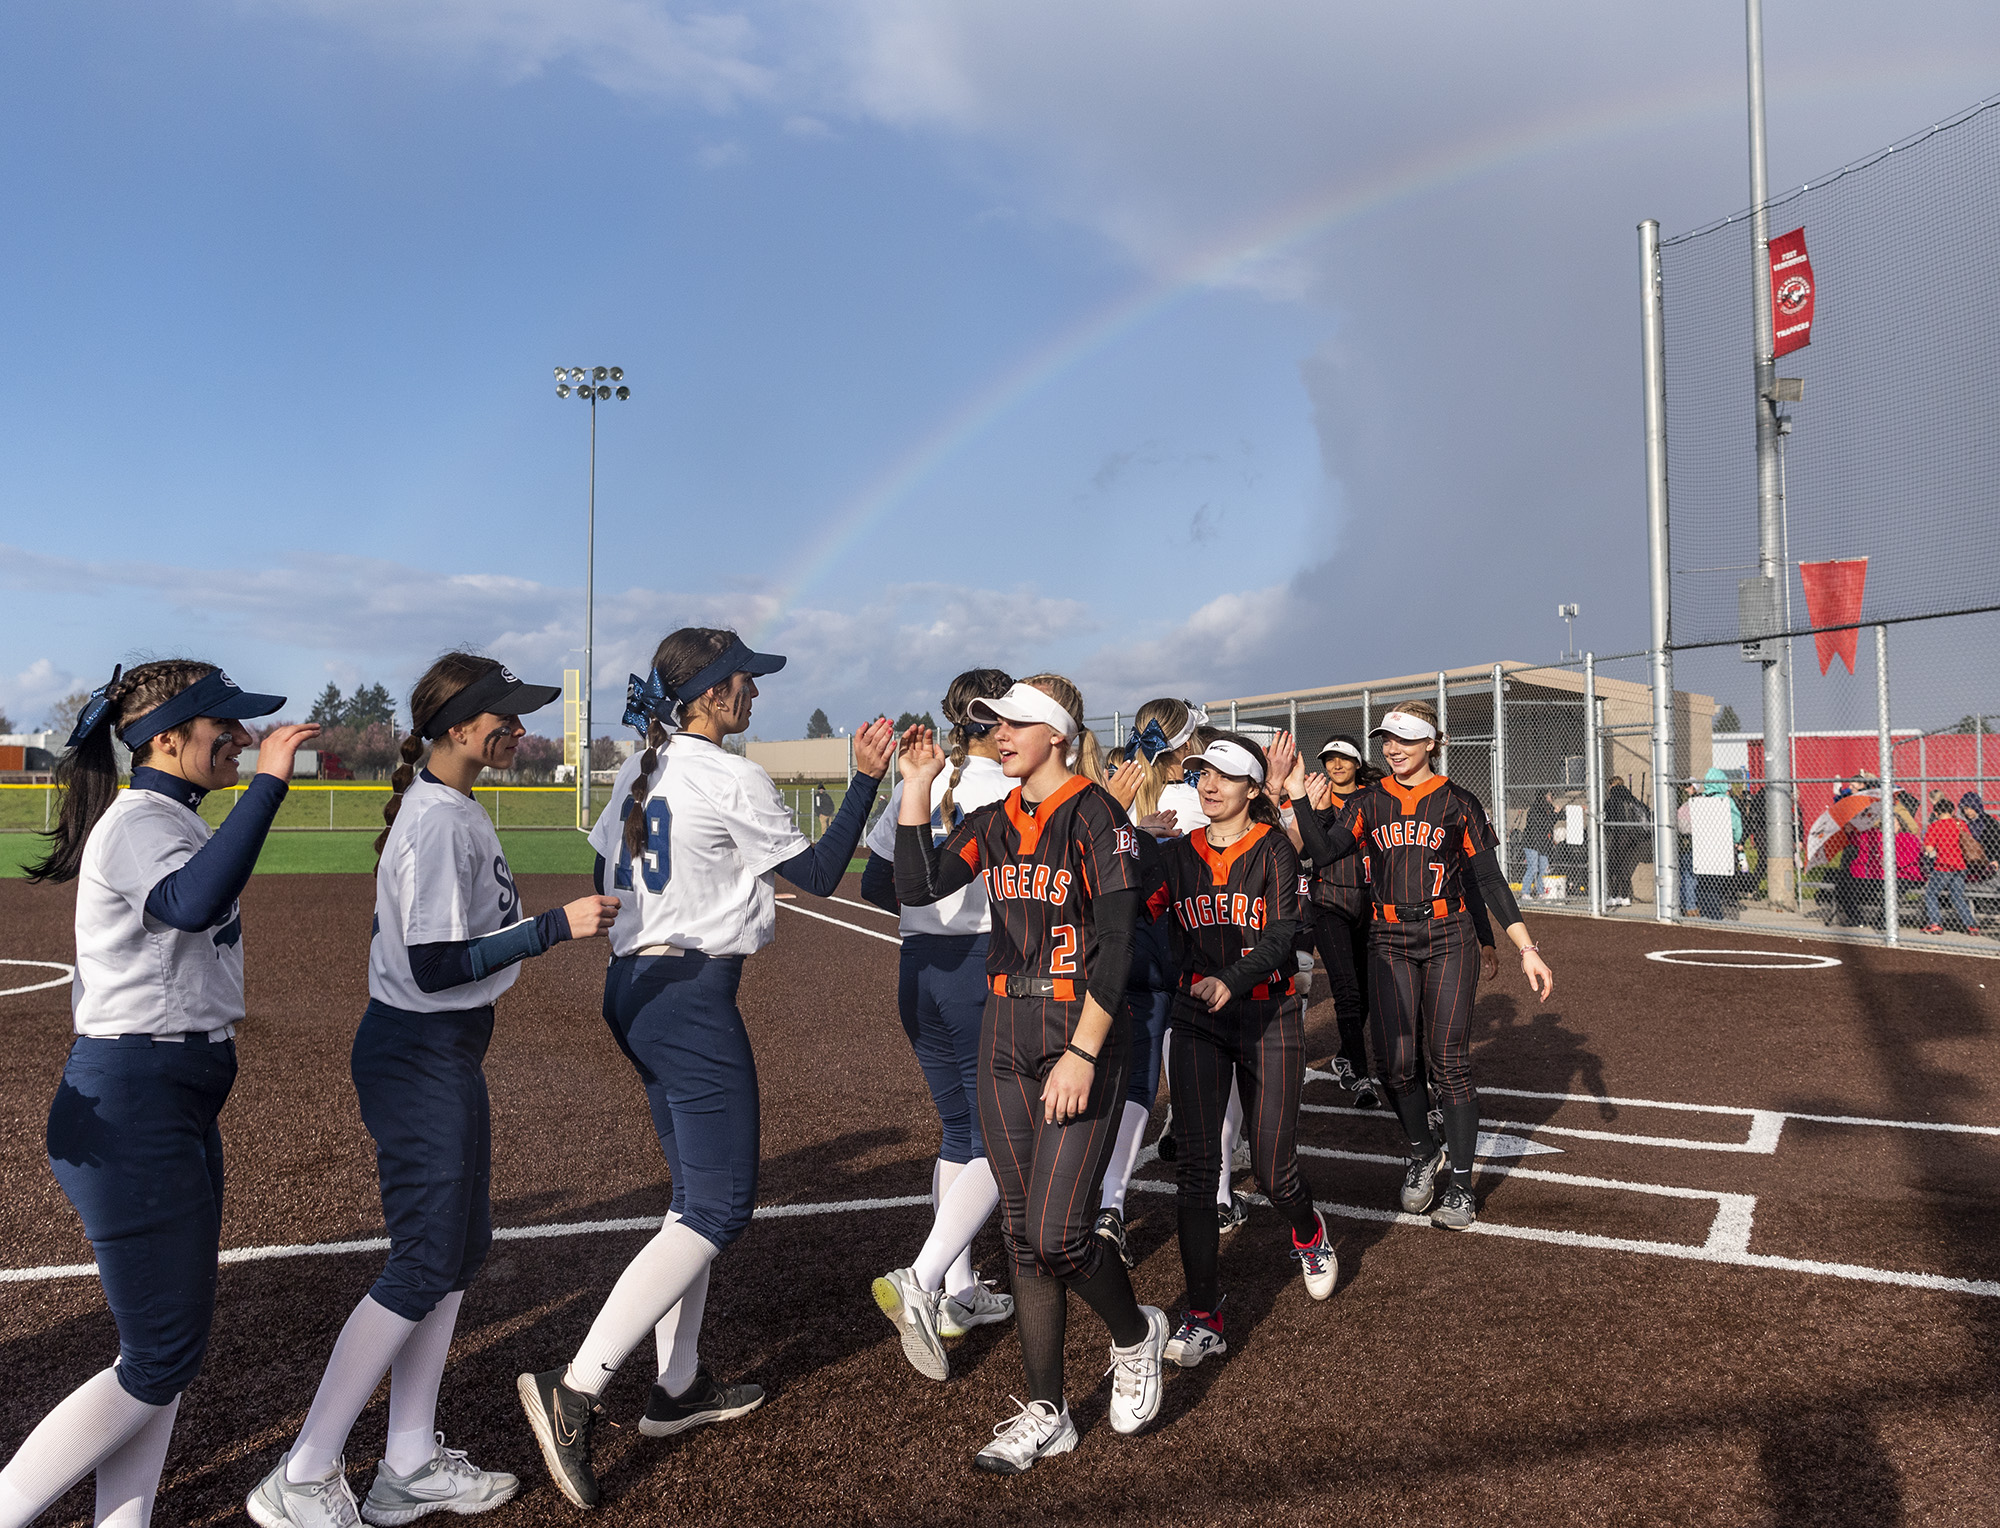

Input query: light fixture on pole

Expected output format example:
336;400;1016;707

552;364;631;829
1557;603;1581;663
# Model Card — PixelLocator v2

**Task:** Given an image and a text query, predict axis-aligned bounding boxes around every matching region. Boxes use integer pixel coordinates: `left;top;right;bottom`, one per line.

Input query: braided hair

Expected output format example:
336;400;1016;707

936;668;1012;827
375;652;494;858
622;628;739;860
28;658;220;883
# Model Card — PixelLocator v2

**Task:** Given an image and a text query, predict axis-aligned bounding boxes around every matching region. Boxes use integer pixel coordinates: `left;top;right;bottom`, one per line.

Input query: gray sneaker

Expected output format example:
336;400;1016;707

937;1279;1015;1339
248;1453;362;1528
1400;1144;1446;1215
870;1266;949;1381
359;1436;518;1524
1431;1184;1478;1231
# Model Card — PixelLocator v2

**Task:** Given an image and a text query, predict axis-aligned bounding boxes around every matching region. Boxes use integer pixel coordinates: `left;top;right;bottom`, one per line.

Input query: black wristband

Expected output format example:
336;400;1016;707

1065;1042;1099;1065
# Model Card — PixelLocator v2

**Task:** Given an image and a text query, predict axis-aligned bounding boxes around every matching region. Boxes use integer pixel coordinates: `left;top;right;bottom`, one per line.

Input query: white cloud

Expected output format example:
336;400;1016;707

1;659;81;732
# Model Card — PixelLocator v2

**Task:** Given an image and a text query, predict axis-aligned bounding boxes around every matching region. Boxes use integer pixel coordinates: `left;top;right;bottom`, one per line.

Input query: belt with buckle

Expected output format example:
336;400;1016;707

1376;898;1465;924
990;974;1079;1001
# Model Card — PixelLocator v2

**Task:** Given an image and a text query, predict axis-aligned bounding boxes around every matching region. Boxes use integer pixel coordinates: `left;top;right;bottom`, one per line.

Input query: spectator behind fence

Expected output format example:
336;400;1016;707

1602;775;1649;908
1677;769;1742;920
1960;791;2000;878
1839;819;1924;929
1921;798;1983;935
1521;789;1557;900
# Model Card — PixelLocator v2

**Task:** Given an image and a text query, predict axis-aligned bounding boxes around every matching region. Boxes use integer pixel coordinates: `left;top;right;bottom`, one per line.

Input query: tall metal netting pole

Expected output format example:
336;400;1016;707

1491;664;1508;877
1640;218;1676;923
1586;653;1604;916
1876;625;1897;946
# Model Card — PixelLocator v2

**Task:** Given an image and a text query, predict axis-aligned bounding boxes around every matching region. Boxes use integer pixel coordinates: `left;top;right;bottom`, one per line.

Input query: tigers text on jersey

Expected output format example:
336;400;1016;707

937;775;1142;994
1333;775;1497;915
370;775;527;1011
628;733;812;957
865;755;1011;937
1150;822;1301;991
587;751;649;957
72;788;245;1037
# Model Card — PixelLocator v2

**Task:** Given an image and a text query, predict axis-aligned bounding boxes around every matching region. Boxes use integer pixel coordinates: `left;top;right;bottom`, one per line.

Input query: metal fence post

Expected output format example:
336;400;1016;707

1491;664;1508;878
1288;697;1298;745
1435;671;1448;775
1640;217;1676;924
1877;625;1896;946
1229;700;1238;729
1585;653;1604;916
1361;689;1372;754
1112;710;1121;748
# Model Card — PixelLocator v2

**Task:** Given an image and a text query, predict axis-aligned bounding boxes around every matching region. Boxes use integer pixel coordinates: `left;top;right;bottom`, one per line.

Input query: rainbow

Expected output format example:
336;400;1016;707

751;61;1944;634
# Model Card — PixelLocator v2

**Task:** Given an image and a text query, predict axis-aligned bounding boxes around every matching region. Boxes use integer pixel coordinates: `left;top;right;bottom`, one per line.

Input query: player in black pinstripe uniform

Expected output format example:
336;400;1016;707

1299;735;1384;1107
1147;734;1337;1369
895;675;1170;1474
1290;702;1552;1230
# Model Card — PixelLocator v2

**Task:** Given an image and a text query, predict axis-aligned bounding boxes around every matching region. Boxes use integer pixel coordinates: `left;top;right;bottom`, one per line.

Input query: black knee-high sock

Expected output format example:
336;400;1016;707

1178;1191;1221;1313
1383;1077;1435;1152
1067;1250;1148;1348
1440;1097;1479;1190
1013;1272;1068;1406
1272;1184;1321;1243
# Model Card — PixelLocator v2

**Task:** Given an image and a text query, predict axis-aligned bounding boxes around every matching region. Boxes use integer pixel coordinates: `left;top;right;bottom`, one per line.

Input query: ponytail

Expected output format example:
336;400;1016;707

622;719;666;860
616;626;741;861
374;731;425;857
27;658;217;884
1074;730;1107;786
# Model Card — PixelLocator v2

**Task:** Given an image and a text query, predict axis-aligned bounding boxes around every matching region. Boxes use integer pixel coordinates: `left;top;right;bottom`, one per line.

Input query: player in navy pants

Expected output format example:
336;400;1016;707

896;674;1170;1475
1290;701;1553;1232
5;659;311;1528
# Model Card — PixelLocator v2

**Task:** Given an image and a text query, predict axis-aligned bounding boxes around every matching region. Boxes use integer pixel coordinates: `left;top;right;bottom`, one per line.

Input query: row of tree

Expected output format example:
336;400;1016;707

805;707;937;738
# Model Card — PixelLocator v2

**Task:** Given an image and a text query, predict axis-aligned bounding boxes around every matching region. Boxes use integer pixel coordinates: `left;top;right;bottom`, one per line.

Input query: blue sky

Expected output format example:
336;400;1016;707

4;1;1998;741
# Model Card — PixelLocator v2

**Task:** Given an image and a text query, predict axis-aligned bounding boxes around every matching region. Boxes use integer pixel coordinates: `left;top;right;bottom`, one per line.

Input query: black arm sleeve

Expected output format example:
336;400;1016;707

859;853;901;915
1213;917;1300;999
1465;878;1495;947
774;772;882;898
894;822;980;906
408;906;573;995
1468;845;1522;930
593;853;608;898
144;774;288;932
1084;887;1140;1013
1292;799;1360;872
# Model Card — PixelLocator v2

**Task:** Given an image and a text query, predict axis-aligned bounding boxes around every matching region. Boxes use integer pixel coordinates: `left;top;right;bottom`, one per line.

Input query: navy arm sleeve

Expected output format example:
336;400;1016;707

775;772;882;898
145;774;288;932
593;853;608;897
1468;845;1522;930
859;853;901;915
408;906;573;995
1084;887;1140;1013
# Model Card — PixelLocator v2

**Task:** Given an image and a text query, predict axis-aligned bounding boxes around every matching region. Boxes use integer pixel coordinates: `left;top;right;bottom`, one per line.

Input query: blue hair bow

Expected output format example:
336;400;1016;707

65;665;123;750
623;669;667;736
1128;718;1175;763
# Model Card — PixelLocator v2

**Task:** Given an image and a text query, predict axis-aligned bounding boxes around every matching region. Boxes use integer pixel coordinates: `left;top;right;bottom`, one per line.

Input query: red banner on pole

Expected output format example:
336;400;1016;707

1770;227;1815;357
1799;557;1866;674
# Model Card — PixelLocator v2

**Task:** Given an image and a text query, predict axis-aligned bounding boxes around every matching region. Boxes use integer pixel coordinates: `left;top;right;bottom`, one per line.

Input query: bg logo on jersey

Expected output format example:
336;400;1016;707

1372;820;1446;852
985;862;1073;906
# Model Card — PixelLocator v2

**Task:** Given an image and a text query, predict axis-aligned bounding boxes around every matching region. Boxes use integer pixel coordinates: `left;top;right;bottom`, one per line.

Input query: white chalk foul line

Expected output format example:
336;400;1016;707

0;960;74;998
0;1194;933;1286
775;901;901;945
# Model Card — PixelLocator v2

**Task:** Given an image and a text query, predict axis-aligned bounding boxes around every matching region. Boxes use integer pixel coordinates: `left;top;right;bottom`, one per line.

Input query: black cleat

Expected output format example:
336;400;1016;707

517;1367;604;1509
1351;1077;1384;1110
1094;1207;1137;1270
1217;1192;1250;1235
638;1366;765;1438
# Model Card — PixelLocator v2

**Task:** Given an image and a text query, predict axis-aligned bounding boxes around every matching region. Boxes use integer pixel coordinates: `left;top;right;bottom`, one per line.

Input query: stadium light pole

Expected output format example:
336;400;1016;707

553;365;631;829
1745;0;1797;908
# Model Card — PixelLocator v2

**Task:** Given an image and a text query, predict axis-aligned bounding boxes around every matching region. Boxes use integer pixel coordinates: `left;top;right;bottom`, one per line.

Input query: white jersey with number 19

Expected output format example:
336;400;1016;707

627;733;812;957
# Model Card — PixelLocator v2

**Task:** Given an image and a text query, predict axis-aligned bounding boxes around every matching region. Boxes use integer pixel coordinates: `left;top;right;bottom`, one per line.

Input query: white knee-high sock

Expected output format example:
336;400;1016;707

650;1215;711;1398
382;1290;462;1476
1100;1100;1154;1217
1217;1083;1244;1208
0;1368;169;1528
91;1394;178;1528
566;1222;721;1397
288;1295;418;1483
910;1157;999;1297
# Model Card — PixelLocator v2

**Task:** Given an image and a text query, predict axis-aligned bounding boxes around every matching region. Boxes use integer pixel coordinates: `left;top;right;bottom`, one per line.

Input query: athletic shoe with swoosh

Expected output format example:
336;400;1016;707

1400;1143;1446;1215
1105;1306;1170;1435
359;1435;517;1524
871;1266;950;1381
515;1368;604;1510
247;1452;362;1528
638;1367;765;1438
937;1277;1015;1338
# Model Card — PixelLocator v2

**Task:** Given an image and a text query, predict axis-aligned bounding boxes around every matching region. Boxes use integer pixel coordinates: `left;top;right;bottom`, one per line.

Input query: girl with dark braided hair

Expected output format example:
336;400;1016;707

859;668;1018;1382
5;658;311;1528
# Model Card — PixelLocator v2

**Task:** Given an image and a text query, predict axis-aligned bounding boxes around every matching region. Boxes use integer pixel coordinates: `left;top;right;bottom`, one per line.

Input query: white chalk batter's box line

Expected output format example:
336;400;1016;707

1287;1070;2000;1298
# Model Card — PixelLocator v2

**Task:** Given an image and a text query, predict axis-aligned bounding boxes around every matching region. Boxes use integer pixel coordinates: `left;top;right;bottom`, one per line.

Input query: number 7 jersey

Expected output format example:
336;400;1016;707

938;774;1145;999
1332;775;1498;918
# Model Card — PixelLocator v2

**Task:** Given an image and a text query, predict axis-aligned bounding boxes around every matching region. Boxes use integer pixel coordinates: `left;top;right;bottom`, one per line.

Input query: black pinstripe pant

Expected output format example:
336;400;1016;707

1311;900;1373;1073
1168;992;1317;1313
1368;911;1480;1106
978;994;1131;1281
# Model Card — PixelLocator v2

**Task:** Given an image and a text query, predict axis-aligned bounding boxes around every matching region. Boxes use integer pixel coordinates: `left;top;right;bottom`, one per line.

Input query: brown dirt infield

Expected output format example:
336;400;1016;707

2;872;1998;1527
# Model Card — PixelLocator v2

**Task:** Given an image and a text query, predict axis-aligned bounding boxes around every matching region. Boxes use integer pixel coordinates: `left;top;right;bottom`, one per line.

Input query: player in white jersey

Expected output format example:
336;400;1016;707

4;659;312;1528
859;669;1019;1381
251;654;618;1528
518;628;894;1509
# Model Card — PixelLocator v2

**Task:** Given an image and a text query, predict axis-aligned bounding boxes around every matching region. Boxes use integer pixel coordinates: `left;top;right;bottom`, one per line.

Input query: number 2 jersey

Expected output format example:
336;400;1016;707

909;774;1146;1002
1314;775;1500;924
1147;821;1303;1001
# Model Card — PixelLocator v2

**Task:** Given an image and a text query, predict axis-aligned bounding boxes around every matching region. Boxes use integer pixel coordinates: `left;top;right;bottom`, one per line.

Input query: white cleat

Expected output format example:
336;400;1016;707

974;1397;1078;1474
871;1266;949;1381
937;1278;1014;1339
1164;1310;1227;1368
360;1436;519;1525
248;1453;362;1528
1292;1211;1339;1301
1105;1306;1169;1436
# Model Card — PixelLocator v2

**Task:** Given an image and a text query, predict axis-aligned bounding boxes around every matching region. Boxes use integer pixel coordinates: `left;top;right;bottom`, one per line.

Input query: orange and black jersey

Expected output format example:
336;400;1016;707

1295;775;1520;930
1304;787;1371;914
1146;823;1301;1002
895;774;1146;1008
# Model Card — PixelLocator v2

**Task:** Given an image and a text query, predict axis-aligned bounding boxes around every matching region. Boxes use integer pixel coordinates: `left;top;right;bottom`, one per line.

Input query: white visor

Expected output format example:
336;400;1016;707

969;683;1079;741
1319;738;1364;763
1370;710;1438;742
1188;740;1265;784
